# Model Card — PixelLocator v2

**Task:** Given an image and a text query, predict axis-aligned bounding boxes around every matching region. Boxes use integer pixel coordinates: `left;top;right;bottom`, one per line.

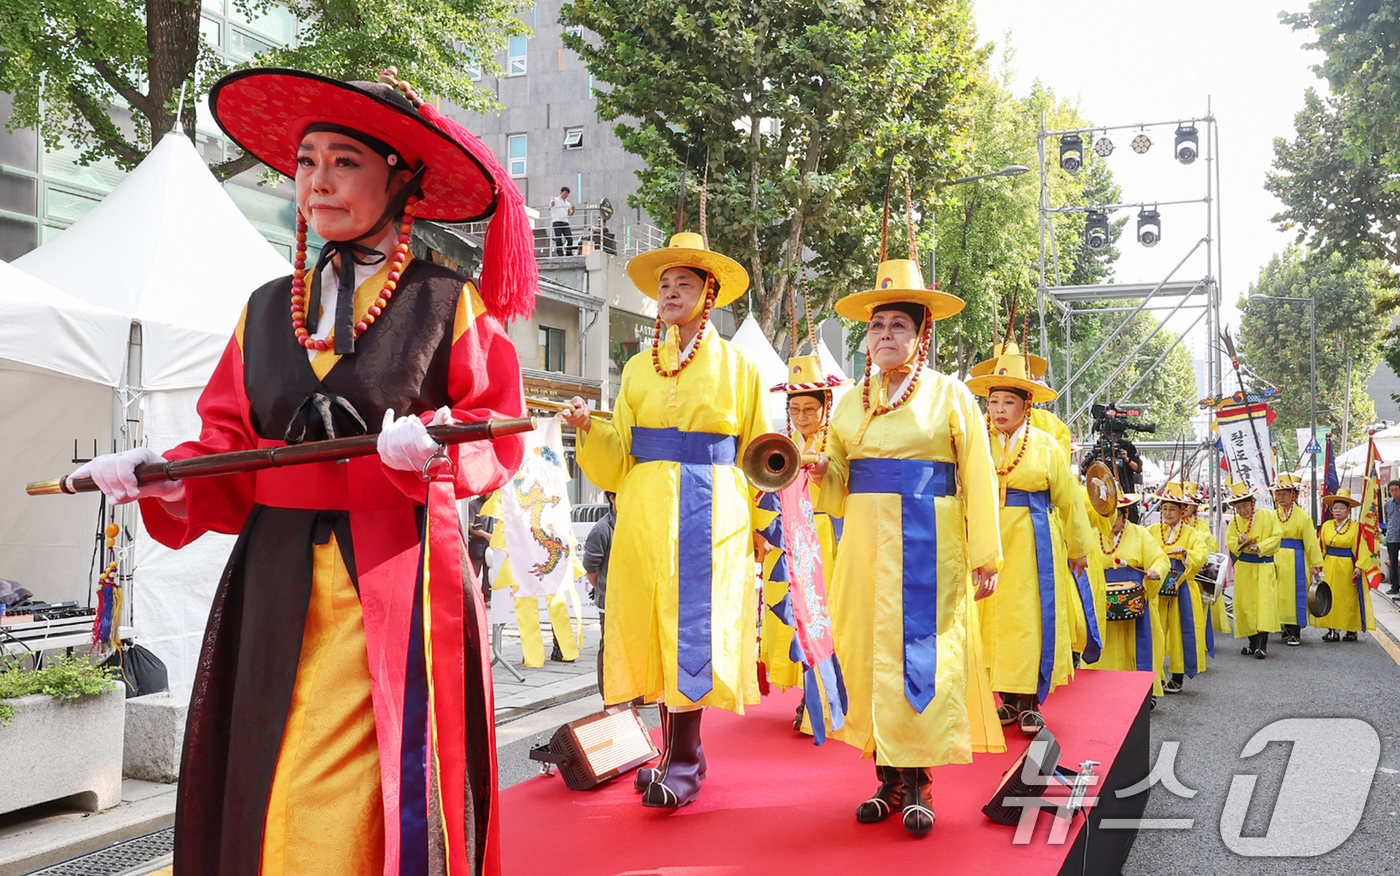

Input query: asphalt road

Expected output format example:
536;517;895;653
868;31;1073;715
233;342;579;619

1123;595;1400;875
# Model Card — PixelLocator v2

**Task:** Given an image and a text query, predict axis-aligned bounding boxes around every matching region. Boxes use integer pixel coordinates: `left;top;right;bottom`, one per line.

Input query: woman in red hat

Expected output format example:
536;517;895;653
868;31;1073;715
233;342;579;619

69;68;534;876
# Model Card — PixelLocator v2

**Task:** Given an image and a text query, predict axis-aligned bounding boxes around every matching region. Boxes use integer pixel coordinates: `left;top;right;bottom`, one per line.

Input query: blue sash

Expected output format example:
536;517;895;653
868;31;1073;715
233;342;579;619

1325;545;1354;559
1170;559;1200;678
848;457;955;713
1233;551;1274;564
1005;489;1058;702
1281;537;1308;628
1103;567;1153;672
1073;570;1103;664
631;426;739;701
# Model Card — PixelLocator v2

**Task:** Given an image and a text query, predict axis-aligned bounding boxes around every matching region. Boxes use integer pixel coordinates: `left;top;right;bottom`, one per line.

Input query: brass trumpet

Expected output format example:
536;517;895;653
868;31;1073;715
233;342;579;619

742;432;820;493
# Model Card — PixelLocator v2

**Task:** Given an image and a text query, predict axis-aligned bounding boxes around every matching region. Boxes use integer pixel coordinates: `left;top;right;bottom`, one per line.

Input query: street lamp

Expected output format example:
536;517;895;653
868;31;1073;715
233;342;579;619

1249;293;1318;519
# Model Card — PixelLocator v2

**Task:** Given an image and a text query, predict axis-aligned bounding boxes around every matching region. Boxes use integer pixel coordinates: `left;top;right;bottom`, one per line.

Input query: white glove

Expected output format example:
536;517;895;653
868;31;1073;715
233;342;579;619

378;407;453;474
72;447;186;505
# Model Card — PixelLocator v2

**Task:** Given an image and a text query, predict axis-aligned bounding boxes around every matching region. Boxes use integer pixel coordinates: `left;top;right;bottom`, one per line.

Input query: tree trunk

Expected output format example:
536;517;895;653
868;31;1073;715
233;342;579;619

146;0;202;144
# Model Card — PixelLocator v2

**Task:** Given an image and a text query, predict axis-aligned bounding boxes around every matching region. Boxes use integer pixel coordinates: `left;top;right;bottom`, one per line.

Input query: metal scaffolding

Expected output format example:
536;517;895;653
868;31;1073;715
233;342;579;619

1035;108;1225;510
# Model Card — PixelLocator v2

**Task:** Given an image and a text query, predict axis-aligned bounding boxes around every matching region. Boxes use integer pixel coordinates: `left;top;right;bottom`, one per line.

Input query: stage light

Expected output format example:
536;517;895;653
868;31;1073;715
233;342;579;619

1059;134;1084;174
983;728;1067;825
528;704;660;791
1085;210;1110;252
1093;135;1114;157
1136;207;1161;248
1174;124;1199;164
1131;133;1152;154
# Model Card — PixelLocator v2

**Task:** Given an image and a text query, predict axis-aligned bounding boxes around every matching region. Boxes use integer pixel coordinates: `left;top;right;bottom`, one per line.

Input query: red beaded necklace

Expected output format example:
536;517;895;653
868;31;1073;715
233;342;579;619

988;414;1031;479
1099;525;1125;563
652;280;716;378
290;196;418;352
861;311;932;417
1160;519;1182;546
1277;503;1294;524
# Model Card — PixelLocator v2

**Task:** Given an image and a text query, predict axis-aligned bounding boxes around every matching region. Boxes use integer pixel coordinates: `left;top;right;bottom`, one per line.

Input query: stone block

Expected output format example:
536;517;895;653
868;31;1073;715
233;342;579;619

122;688;190;784
0;685;124;816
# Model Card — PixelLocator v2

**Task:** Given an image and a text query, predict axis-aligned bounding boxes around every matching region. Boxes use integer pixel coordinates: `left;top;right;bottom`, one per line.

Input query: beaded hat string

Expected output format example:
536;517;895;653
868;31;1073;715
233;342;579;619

652;275;716;378
291;195;419;351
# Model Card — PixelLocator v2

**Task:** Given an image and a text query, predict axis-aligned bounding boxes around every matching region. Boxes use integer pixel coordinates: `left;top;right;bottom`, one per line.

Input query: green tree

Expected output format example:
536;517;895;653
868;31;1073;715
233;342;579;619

0;0;527;178
1238;246;1383;445
560;0;984;346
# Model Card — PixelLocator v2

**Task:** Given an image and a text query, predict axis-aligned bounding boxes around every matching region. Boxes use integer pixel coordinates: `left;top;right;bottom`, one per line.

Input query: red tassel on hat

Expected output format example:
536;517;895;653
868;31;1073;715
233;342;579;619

417;102;538;320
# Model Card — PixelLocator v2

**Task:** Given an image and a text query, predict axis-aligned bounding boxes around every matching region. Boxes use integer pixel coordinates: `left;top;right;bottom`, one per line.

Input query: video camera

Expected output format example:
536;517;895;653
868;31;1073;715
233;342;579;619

1091;403;1157;438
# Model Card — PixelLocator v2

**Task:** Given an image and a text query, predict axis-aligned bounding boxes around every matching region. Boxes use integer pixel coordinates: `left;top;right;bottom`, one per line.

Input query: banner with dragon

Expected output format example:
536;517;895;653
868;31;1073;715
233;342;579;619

500;417;578;599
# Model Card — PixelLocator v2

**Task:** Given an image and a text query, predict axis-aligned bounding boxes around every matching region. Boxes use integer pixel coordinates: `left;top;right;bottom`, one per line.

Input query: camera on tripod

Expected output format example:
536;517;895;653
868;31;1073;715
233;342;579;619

1091;403;1156;438
1084;403;1157;494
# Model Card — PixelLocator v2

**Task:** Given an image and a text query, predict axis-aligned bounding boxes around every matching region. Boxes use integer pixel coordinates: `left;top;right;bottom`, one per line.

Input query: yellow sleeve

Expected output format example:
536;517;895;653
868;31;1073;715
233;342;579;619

1048;440;1091;560
1137;526;1171;598
1225;518;1242;555
1179;526;1207;581
1304;517;1324;569
951;380;1002;572
576;364;637;492
817;413;850;519
1255;511;1283;557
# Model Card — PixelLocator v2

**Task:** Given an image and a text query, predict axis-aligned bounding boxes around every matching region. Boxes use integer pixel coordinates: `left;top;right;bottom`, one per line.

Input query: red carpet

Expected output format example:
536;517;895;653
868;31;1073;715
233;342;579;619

501;670;1154;876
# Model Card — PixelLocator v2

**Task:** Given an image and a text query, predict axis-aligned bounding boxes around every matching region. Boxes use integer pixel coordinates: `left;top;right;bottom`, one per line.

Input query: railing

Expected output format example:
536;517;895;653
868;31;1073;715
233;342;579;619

452;206;668;266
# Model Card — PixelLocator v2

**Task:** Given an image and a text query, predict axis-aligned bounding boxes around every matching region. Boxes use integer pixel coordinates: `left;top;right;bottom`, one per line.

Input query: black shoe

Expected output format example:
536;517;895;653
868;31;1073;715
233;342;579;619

634;709;706;791
642;710;704;809
793;700;806;732
1255;649;1267;660
1164;677;1184;694
1387;587;1399;595
899;768;935;836
1240;645;1255;656
1285;634;1301;646
1344;631;1359;642
1323;629;1341;642
856;764;903;824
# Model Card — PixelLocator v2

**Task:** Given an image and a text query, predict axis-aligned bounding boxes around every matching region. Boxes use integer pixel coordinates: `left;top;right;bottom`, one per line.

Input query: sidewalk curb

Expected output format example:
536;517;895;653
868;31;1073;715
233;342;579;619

0;795;175;876
494;674;598;724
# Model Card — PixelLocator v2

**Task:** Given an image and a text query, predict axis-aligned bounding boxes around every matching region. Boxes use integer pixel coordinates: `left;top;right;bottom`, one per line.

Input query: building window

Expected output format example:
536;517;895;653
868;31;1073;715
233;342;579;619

563;128;583;150
466;63;481;81
507;134;527;177
508;35;528;75
539;326;566;372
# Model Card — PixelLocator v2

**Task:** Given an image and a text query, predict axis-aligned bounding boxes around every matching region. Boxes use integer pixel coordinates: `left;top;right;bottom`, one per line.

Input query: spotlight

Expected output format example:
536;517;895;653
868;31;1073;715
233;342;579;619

1136;207;1161;247
1131;133;1152;154
528;705;660;791
1093;136;1115;157
1085;210;1110;252
1174;124;1199;164
1059;134;1084;174
983;728;1079;825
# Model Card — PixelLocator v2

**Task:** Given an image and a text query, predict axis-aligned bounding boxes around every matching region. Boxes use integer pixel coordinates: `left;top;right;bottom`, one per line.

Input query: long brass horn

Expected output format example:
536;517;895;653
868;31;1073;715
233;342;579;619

742;432;819;493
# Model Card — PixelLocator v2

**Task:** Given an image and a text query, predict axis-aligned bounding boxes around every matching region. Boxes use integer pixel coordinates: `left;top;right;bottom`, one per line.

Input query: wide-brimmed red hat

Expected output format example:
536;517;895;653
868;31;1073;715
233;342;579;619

209;67;536;319
210;68;496;222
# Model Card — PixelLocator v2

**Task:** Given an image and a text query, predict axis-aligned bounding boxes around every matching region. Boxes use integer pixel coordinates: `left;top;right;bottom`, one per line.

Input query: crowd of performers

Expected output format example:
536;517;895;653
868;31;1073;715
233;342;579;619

60;62;1383;875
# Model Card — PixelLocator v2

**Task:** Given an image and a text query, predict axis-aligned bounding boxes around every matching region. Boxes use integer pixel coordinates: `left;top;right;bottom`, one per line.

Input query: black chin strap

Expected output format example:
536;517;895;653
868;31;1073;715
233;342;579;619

305;164;428;355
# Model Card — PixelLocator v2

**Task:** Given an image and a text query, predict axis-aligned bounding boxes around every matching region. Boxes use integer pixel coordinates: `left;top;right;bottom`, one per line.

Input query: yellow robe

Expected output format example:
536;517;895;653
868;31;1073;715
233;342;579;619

759;430;838;691
577;328;769;711
1031;408;1074;464
1316;519;1377;632
1226;510;1282;637
1081;522;1170;696
980;423;1091;697
1275;506;1324;627
1189;515;1219;553
1148;521;1209;679
818;367;1004;767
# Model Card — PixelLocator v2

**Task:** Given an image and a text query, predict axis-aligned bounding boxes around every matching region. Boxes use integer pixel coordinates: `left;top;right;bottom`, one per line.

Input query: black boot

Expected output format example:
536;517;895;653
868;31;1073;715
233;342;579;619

1254;632;1268;659
634;707;671;791
855;763;903;823
642;709;704;808
899;767;935;836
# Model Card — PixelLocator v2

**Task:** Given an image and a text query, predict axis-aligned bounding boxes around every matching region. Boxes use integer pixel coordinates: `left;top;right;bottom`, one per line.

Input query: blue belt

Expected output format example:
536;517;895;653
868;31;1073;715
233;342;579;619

1281;537;1309;628
848;457;955;713
1326;545;1354;559
1005;489;1057;702
630;426;738;701
1169;558;1200;679
1103;567;1154;672
1233;551;1274;564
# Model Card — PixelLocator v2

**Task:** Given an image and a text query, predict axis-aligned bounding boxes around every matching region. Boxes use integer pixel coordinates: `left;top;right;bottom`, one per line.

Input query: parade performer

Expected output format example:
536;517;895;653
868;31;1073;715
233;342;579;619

70;68;535;875
561;231;768;809
1225;480;1282;658
759;354;847;724
966;341;1090;735
1316;488;1377;642
812;257;1003;837
1081;492;1170;701
968;341;1072;462
1147;482;1209;693
1272;474;1323;646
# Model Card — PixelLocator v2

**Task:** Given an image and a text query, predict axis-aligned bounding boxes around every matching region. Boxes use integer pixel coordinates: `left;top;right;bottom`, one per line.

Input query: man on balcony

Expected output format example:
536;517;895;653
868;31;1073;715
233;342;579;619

550;186;576;256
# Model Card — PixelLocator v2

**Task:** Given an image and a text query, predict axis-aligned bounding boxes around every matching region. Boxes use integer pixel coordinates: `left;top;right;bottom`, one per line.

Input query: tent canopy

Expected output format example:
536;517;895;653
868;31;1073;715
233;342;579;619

0;259;130;386
13;131;289;390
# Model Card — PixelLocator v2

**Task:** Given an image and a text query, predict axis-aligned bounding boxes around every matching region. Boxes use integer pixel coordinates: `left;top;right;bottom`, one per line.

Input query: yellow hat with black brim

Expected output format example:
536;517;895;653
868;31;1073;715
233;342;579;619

626;232;749;308
833;259;964;323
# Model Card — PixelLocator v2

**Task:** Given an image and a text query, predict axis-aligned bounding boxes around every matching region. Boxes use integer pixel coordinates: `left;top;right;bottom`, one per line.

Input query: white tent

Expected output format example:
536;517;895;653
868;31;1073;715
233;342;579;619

729;315;789;430
0;261;131;608
11;132;290;689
